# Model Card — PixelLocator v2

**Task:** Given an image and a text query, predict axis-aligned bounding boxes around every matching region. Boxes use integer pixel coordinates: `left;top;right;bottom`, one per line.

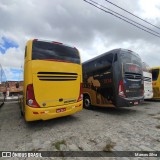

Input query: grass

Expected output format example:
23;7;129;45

103;141;116;152
53;140;67;151
78;146;83;151
155;125;160;129
153;116;160;120
31;148;42;151
144;107;150;109
89;139;97;144
148;114;156;116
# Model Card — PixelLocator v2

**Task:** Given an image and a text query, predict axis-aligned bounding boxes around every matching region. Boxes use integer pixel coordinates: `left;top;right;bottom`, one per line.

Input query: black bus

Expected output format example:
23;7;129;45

83;48;144;109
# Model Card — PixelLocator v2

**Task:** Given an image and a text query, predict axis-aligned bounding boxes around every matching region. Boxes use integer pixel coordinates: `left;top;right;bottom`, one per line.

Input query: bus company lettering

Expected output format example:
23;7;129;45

104;78;112;84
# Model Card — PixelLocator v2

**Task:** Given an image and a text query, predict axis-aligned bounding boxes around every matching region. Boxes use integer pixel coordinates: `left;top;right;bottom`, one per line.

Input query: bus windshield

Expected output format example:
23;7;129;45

120;51;142;74
32;41;80;64
152;69;159;81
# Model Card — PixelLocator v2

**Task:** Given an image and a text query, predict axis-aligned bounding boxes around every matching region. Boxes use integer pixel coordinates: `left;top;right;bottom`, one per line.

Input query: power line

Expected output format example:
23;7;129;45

84;0;160;38
88;0;160;36
105;0;160;30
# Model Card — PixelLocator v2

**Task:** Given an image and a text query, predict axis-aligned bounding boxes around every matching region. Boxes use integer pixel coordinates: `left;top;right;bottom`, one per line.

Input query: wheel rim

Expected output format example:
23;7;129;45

84;98;90;108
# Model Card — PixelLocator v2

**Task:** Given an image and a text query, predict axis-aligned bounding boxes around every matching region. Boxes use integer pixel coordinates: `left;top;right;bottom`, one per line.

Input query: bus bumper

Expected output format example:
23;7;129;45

116;96;144;107
24;101;83;121
144;92;153;99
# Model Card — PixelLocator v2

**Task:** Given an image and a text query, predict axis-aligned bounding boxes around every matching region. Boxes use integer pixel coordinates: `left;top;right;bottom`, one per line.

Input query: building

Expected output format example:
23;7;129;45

2;81;23;96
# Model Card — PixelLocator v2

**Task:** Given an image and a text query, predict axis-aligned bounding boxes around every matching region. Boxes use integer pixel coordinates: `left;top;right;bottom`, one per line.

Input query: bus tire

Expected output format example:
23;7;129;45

20;110;23;116
83;95;92;109
19;105;23;116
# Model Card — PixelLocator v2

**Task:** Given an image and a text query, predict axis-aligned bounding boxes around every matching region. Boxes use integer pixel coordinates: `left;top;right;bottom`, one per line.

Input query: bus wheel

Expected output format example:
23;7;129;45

19;105;23;116
20;110;23;116
83;95;92;109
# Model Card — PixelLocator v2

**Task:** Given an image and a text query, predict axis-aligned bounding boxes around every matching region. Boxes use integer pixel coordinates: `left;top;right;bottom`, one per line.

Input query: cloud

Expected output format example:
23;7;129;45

0;0;160;80
3;68;23;81
0;37;18;54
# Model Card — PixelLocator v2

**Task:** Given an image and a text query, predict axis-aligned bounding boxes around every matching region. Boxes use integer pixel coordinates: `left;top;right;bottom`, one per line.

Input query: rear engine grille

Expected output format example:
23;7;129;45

144;77;152;82
37;72;78;81
125;72;142;80
126;91;141;98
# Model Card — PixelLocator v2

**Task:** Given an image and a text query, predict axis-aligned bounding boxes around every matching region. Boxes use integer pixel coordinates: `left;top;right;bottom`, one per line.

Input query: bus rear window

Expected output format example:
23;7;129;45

120;51;142;74
152;69;159;81
32;41;80;64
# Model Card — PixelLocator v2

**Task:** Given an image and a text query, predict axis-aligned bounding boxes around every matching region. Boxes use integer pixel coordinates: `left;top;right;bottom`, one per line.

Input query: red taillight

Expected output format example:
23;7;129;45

52;41;62;45
26;84;40;108
77;83;83;102
118;80;126;98
140;85;144;96
141;89;144;96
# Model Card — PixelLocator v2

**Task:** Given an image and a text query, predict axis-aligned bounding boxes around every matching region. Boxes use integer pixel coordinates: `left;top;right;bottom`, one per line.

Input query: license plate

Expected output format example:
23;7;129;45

56;108;66;113
134;102;138;105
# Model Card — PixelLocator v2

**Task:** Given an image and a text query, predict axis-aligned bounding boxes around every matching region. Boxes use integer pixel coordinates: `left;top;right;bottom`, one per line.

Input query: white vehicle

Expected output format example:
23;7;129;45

143;62;153;99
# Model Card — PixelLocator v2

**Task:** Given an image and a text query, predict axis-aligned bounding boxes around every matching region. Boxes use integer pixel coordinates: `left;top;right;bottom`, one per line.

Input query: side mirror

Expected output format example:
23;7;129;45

16;83;19;88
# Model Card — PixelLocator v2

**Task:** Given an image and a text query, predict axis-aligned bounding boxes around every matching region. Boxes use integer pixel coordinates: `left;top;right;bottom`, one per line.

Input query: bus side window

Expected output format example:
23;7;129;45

96;59;102;68
104;53;114;63
152;69;159;81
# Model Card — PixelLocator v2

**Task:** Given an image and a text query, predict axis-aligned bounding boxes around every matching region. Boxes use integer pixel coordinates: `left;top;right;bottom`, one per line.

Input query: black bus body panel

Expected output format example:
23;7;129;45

83;49;144;107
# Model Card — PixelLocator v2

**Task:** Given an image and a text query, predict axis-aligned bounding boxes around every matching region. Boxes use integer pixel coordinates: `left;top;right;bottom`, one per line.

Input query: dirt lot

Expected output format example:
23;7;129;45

0;100;160;160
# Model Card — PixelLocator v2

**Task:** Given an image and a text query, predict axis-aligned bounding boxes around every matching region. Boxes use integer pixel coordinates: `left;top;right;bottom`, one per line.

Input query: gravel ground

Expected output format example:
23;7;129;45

0;100;160;160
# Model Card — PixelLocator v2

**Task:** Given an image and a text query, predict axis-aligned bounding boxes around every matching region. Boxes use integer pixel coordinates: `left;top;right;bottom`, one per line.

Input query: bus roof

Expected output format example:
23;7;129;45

29;39;77;50
83;48;139;65
151;66;160;70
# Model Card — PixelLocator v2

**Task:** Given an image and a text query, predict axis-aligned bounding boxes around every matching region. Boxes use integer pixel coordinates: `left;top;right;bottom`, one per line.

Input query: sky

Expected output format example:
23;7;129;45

0;0;160;81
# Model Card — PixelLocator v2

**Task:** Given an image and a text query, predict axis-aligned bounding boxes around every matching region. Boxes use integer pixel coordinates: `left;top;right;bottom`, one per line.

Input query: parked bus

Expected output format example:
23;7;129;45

0;82;6;105
83;49;144;109
0;64;6;105
151;66;160;99
142;62;153;99
18;39;83;121
0;92;5;106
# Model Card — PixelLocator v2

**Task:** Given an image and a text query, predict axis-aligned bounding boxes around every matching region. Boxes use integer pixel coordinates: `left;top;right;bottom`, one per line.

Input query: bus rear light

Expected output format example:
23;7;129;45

52;41;62;45
77;83;83;102
118;80;126;98
140;89;144;96
33;112;39;114
28;99;34;105
26;84;40;108
40;111;45;114
75;104;82;107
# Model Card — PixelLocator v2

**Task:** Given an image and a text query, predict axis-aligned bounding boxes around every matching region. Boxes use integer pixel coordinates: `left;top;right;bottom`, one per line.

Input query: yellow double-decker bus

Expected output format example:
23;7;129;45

18;39;83;121
151;67;160;99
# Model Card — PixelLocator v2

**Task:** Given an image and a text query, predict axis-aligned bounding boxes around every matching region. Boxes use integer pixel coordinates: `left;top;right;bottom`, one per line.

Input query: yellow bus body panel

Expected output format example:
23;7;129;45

25;101;82;121
22;40;83;121
83;88;114;107
151;66;160;99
